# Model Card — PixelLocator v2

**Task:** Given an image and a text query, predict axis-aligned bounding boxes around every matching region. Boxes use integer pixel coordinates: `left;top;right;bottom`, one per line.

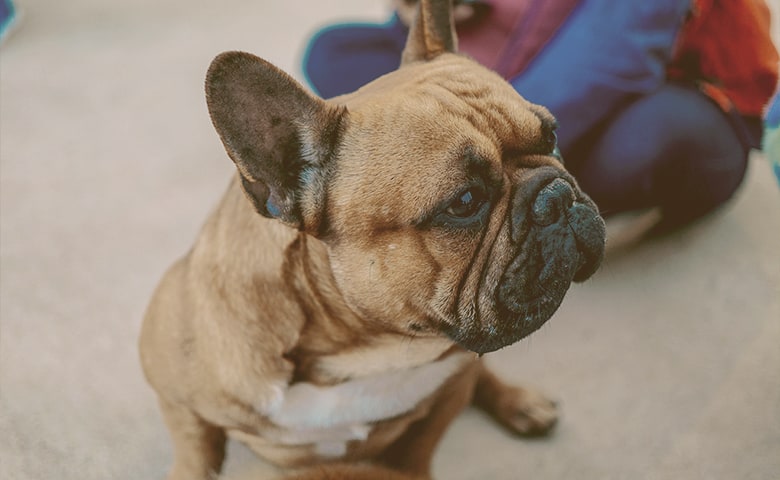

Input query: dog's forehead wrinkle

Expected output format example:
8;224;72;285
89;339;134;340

332;132;488;228
426;85;543;155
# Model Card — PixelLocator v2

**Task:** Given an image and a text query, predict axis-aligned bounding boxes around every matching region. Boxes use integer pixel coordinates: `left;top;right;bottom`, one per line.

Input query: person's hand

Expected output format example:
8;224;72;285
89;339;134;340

393;0;490;28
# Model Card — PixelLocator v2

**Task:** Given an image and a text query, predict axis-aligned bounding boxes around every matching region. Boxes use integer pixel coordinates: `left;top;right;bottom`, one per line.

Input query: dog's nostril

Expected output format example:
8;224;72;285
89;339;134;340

531;178;575;226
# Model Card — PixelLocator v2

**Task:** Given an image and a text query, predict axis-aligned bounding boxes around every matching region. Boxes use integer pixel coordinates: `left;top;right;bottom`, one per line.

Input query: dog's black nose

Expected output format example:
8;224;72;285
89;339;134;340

531;178;575;226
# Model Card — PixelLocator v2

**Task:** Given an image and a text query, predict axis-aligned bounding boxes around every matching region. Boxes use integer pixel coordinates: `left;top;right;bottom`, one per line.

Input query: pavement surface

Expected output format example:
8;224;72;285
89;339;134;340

1;1;778;479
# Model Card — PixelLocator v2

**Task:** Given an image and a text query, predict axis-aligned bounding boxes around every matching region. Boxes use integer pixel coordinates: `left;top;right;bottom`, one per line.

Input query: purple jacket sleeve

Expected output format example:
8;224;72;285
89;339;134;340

509;1;691;151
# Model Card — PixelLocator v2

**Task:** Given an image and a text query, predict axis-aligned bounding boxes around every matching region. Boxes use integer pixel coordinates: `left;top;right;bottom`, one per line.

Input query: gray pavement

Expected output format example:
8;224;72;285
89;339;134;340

1;1;778;479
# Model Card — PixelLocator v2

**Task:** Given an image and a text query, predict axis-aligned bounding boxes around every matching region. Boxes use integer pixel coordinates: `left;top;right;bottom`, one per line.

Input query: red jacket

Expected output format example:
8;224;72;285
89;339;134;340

667;0;779;117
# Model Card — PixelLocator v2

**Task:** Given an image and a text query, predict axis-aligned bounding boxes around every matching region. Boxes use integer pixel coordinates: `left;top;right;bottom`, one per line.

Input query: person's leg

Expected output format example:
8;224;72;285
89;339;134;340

568;84;751;224
303;16;408;98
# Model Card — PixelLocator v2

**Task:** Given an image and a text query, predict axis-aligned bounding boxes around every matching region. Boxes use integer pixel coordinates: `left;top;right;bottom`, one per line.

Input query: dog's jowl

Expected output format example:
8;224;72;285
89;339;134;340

140;0;606;478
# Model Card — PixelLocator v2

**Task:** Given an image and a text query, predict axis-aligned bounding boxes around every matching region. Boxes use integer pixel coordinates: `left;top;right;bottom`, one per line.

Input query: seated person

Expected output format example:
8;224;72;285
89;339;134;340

304;0;779;226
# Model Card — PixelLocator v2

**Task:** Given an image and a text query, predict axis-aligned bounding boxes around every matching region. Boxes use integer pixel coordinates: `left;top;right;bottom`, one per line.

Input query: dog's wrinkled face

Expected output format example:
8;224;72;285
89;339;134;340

322;56;604;353
205;0;605;354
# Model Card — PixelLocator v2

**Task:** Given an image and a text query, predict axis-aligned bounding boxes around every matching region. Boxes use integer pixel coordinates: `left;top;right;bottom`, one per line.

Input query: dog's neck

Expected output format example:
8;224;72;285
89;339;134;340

198;176;457;385
282;228;458;385
281;232;379;381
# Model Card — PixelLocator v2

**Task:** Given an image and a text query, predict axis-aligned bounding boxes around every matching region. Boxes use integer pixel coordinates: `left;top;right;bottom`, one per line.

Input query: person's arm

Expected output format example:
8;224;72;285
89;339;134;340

509;0;692;151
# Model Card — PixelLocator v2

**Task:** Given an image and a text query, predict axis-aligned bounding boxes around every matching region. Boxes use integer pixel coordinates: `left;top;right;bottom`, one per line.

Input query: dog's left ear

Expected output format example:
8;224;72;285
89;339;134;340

206;51;346;232
401;0;458;65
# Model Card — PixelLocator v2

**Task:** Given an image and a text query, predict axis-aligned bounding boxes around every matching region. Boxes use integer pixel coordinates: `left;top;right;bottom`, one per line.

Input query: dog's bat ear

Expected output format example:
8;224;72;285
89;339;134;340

401;0;458;65
205;51;347;232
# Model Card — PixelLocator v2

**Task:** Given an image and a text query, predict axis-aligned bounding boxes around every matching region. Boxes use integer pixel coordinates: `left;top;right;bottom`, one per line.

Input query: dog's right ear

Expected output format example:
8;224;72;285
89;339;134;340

206;51;347;232
401;0;458;65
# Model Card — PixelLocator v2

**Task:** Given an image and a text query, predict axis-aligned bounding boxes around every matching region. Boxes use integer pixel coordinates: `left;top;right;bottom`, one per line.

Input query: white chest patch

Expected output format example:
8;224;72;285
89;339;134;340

268;350;474;432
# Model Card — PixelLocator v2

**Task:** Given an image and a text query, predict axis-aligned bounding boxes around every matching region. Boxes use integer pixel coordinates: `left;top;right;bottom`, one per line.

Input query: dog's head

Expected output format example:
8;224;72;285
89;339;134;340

205;0;605;354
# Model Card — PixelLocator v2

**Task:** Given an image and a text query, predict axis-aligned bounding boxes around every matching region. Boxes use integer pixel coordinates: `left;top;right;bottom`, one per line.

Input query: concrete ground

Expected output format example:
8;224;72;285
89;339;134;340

1;1;778;479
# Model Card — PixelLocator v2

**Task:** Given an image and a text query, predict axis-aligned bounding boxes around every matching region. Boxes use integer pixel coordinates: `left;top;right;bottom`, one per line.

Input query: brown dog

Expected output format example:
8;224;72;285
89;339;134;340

140;0;606;478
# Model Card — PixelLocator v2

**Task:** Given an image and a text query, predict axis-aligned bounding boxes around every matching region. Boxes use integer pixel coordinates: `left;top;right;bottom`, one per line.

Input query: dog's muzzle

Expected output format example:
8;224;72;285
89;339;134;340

462;167;605;354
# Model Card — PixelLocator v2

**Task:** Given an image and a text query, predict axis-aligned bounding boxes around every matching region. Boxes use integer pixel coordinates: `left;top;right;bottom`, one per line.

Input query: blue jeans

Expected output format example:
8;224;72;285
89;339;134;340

565;84;757;222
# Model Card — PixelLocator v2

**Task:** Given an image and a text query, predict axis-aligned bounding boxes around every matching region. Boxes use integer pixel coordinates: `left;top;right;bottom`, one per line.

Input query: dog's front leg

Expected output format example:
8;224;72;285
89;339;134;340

473;363;558;436
158;398;227;480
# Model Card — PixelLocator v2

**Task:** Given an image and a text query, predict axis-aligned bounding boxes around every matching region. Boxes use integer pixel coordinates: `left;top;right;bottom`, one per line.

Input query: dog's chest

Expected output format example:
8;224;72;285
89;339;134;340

264;336;474;456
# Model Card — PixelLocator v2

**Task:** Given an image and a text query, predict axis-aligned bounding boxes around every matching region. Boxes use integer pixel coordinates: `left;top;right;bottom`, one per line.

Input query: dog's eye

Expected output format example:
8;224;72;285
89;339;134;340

445;188;487;218
544;128;558;153
421;182;493;229
544;127;564;162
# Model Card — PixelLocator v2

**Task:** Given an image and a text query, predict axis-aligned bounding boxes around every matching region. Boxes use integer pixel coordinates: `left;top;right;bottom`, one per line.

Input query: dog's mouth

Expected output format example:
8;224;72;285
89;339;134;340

448;176;606;354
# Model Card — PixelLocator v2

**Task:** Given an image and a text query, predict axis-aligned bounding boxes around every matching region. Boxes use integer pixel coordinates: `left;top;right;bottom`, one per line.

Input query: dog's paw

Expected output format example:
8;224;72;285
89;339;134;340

488;386;558;436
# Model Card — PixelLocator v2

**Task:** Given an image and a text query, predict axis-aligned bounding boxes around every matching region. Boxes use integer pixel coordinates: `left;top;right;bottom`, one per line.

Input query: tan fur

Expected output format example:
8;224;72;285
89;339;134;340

140;1;604;479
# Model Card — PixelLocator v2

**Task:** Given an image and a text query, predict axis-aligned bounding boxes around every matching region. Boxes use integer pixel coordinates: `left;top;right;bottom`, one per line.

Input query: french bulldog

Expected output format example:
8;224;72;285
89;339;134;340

140;0;606;478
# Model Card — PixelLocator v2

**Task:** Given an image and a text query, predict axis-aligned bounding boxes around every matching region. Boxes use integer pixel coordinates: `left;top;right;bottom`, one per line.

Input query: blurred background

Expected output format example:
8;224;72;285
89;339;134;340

1;1;778;479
